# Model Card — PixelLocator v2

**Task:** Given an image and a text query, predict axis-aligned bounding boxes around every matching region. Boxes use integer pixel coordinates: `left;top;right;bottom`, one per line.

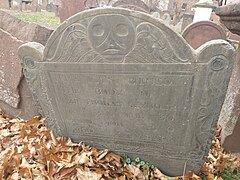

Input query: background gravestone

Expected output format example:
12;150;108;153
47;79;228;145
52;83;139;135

221;45;240;152
181;13;194;32
112;0;150;13
151;11;160;19
59;0;85;22
0;29;23;108
216;2;240;153
0;10;53;45
161;13;171;26
0;0;10;9
216;2;240;36
59;0;116;22
18;8;235;176
182;21;226;49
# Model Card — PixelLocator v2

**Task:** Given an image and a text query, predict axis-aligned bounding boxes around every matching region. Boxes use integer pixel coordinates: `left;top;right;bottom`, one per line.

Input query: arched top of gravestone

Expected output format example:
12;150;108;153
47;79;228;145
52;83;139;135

182;21;226;49
44;8;194;63
112;0;150;13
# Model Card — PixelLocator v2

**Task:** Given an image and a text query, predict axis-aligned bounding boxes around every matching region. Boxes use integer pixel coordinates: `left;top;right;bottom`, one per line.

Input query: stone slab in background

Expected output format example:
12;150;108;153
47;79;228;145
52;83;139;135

0;77;37;119
112;0;150;13
19;8;235;176
221;45;240;152
59;0;85;22
181;13;194;33
225;0;240;4
0;0;10;8
216;2;240;153
0;10;53;45
59;0;150;23
0;29;23;108
0;10;53;119
216;3;240;35
182;21;226;49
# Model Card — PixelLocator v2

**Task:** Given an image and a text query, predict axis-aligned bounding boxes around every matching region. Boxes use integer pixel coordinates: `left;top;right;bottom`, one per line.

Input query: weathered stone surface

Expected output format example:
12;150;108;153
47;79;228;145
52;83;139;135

59;0;85;22
112;0;150;13
219;43;240;152
0;77;38;119
0;0;10;8
0;29;23;108
182;21;226;49
18;8;235;176
60;0;134;22
225;0;240;4
181;13;194;32
216;3;240;35
161;13;171;25
0;10;53;45
216;2;240;153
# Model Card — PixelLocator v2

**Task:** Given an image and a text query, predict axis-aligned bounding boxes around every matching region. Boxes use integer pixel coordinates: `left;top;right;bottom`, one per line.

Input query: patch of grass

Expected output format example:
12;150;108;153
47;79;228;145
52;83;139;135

122;154;155;170
13;12;60;28
217;166;240;180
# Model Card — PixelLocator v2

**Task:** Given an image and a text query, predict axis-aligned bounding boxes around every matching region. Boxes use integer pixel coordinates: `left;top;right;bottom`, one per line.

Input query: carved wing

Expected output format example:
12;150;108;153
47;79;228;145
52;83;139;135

46;23;101;63
125;23;190;63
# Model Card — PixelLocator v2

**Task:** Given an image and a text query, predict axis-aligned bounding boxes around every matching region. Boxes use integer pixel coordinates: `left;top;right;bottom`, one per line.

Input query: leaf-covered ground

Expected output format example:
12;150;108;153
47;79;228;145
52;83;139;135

0;112;239;179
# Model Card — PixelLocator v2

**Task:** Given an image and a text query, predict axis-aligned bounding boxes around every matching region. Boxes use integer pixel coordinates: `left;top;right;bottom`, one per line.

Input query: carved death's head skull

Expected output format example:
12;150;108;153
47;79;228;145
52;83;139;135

88;15;135;62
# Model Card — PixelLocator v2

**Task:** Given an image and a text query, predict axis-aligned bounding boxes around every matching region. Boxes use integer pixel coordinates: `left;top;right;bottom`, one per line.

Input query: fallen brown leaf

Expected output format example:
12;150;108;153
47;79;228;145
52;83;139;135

0;112;238;180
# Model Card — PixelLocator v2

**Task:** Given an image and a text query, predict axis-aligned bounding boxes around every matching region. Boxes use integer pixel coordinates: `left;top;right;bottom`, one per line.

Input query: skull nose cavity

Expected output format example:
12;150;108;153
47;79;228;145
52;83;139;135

109;41;115;48
108;35;117;49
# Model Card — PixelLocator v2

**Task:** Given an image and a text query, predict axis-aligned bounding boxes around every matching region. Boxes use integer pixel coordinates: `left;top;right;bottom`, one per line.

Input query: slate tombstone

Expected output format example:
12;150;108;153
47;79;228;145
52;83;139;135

0;0;10;9
161;13;171;26
221;44;240;152
59;0;85;22
181;13;194;33
112;0;150;13
0;29;23;108
18;8;235;176
151;11;160;19
216;3;240;153
182;21;226;49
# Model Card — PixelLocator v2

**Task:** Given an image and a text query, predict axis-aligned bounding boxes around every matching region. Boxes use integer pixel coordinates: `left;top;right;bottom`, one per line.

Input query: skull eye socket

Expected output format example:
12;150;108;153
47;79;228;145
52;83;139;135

115;24;129;36
92;24;104;36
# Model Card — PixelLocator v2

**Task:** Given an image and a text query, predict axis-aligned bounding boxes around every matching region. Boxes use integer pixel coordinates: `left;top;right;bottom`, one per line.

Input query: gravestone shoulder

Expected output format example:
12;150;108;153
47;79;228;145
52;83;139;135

18;42;46;120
